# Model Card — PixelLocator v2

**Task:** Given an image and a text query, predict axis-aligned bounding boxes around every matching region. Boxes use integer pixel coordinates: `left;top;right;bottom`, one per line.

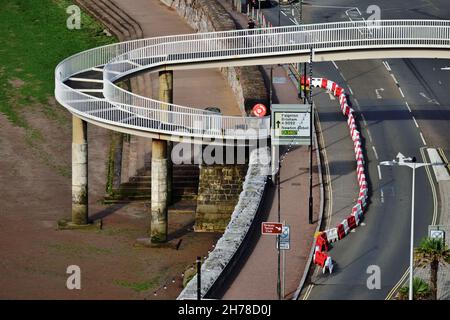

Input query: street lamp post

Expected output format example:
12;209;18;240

380;152;444;300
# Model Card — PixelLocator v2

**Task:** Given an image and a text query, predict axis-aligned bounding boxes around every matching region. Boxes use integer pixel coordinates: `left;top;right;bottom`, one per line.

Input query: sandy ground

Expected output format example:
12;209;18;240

0;0;239;299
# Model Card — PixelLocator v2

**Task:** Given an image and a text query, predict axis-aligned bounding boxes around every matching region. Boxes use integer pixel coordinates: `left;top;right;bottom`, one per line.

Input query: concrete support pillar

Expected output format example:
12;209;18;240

159;70;173;204
72;115;88;225
151;139;168;242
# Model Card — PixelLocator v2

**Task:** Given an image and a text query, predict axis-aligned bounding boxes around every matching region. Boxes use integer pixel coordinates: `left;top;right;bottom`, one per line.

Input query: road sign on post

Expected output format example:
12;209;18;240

429;225;446;244
277;225;290;250
271;104;311;145
262;222;283;235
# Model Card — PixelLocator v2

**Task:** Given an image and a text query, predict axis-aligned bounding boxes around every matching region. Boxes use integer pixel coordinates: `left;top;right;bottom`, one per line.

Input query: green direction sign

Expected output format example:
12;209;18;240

271;104;311;145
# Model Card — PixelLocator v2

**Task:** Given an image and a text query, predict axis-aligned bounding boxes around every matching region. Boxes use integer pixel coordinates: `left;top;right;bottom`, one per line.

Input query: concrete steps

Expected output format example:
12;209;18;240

74;0;143;40
104;164;200;203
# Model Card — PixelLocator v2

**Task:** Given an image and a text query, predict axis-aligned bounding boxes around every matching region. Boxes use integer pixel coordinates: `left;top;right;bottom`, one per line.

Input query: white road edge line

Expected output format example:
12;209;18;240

332;61;339;69
289;18;296;24
391;73;398;84
412;116;419;128
405;101;412;112
420;132;427;145
348;86;354;95
383;61;392;71
372;146;379;160
398;87;405;98
377;165;383;180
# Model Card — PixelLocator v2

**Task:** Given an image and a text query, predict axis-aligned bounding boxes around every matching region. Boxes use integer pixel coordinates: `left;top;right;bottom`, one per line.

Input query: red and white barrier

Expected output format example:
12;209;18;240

306;76;370;272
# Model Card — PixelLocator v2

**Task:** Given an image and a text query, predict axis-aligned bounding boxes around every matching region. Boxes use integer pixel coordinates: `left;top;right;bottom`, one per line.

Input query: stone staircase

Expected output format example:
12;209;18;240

104;164;200;204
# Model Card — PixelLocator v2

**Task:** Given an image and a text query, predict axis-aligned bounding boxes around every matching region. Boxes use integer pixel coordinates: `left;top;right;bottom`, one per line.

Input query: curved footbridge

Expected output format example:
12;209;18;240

56;20;450;256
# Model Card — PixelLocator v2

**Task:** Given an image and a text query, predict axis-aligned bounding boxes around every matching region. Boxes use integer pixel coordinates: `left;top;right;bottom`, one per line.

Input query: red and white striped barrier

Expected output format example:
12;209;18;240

306;76;370;271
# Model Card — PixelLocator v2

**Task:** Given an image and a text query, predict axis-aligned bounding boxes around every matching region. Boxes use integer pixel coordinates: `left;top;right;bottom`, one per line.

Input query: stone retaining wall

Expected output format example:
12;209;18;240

195;164;247;232
160;0;268;115
177;148;269;299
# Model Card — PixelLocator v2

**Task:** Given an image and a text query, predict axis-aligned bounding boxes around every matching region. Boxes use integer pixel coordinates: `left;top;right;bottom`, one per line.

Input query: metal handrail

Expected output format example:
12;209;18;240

55;20;450;141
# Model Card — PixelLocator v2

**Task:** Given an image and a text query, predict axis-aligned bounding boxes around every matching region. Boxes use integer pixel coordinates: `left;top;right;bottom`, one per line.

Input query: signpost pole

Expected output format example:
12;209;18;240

308;47;314;225
282;220;286;300
277;162;281;300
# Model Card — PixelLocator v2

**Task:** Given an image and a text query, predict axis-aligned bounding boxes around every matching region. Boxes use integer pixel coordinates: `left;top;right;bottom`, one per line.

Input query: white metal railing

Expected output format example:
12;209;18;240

55;20;450;141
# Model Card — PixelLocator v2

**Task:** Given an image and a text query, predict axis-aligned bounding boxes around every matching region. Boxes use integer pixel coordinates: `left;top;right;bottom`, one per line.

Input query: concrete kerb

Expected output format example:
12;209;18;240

177;148;269;300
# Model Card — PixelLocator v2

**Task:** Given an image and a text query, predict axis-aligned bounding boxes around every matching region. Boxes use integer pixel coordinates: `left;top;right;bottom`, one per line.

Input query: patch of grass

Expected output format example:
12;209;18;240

113;277;161;293
0;0;116;175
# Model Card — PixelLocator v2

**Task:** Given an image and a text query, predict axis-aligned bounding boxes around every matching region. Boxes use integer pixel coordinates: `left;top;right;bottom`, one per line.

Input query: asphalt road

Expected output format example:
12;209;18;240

260;0;449;299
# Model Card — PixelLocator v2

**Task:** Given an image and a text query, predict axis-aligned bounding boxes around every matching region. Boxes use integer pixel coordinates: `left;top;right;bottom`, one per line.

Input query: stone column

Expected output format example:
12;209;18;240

149;71;175;242
72;115;88;225
159;70;173;204
151;139;168;242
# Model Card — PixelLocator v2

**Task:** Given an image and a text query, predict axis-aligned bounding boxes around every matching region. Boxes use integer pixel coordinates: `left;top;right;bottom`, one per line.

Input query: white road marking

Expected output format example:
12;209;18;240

420;132;427;145
91;67;104;72
383;61;391;71
375;88;384;99
405;101;412;112
372;146;379;160
348;86;354;95
380;188;385;204
281;11;287;16
412;116;419;128
366;128;373;143
332;61;339;69
391;73;399;84
419;92;440;105
360;113;368;127
360;222;366;226
289;18;296;24
339;72;347;81
398;87;405;98
377;165;383;180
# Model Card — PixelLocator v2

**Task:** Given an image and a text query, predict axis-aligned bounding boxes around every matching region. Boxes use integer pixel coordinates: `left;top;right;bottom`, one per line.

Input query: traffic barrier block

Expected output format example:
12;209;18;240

314;250;328;267
337;223;346;240
315;234;328;252
358;196;367;209
324;256;334;274
352;204;363;219
341;219;349;234
351;209;361;225
347;215;357;229
325;228;339;243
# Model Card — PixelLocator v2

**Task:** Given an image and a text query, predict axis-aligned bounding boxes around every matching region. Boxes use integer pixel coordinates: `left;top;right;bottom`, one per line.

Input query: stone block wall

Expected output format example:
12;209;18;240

195;164;247;232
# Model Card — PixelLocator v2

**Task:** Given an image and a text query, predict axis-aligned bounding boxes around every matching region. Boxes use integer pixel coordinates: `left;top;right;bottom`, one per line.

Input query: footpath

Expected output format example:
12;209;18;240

217;1;321;300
